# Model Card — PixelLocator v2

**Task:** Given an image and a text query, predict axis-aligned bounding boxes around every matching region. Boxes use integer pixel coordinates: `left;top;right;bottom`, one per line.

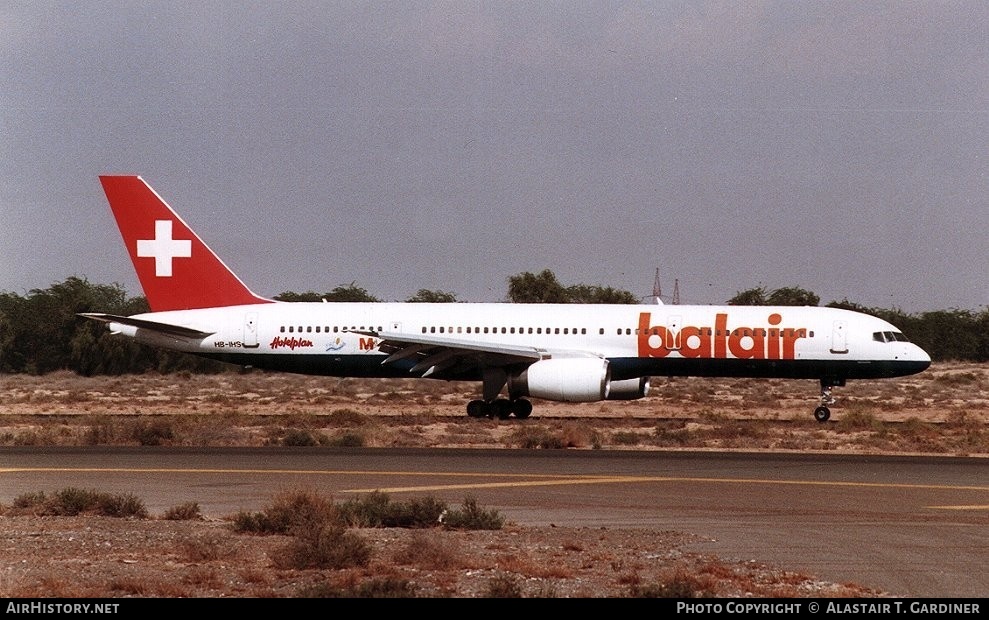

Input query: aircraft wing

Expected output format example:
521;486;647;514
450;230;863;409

78;313;216;339
356;329;569;378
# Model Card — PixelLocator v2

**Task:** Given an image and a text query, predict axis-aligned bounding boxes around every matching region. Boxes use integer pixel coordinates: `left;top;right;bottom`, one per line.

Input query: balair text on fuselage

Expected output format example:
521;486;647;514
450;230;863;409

637;312;807;360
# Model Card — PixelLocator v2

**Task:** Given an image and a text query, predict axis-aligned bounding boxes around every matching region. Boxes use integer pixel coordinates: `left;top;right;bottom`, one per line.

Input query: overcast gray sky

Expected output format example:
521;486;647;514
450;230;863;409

3;1;986;313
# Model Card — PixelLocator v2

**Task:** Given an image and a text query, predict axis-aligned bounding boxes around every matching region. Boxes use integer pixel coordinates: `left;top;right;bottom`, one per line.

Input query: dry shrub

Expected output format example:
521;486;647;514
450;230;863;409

392;530;463;569
651;421;694;447
773;569;816;586
486;572;524;598
297;576;418;598
247;490;371;570
720;421;769;441
10;428;55;446
617;571;641;585
493;552;574;579
232;488;338;534
183;566;220;587
697;558;737;579
7;488;148;518
559;421;599;448
328;431;366;447
630;565;717;598
180;533;235;562
697;408;728;423
281;428;326;446
272;520;372;570
742;387;785;408
108;577;156;596
83;415;121;445
6;576;92;598
508;425;564;449
442;422;500;445
611;430;645;446
325;408;367;425
836;409;884;432
128;418;175;446
164;501;202;520
896;417;947;453
176;414;253;446
376;390;407;402
933;372;981;387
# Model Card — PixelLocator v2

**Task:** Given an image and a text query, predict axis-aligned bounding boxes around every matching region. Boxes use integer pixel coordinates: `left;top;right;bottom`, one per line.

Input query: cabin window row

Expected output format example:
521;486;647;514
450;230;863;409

420;326;813;337
277;325;815;338
422;326;589;335
279;325;383;334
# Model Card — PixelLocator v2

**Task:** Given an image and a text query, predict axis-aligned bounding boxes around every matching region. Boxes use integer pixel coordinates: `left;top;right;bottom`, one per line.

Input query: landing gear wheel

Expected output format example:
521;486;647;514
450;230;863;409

492;398;513;420
466;400;488;418
814;406;831;423
466;397;534;419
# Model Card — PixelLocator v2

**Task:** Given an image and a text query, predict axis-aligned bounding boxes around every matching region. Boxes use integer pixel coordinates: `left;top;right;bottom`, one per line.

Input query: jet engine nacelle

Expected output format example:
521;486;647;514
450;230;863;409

510;359;651;403
509;357;611;402
606;376;650;400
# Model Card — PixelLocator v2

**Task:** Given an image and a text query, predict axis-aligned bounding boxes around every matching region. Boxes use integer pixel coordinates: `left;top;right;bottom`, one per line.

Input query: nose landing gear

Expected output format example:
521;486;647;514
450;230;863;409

814;378;844;422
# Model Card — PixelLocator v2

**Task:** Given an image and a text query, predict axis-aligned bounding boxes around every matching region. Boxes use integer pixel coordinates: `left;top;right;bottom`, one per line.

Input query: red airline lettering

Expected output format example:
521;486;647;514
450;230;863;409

269;336;314;350
637;312;805;360
359;337;377;351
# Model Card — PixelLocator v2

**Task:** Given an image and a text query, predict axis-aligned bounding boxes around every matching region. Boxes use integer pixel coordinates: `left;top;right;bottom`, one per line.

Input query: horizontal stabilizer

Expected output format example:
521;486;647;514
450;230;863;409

78;313;215;339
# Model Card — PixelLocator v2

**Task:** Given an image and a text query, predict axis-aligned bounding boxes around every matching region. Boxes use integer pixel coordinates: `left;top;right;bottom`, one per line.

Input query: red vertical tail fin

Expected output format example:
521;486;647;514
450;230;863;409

98;175;272;312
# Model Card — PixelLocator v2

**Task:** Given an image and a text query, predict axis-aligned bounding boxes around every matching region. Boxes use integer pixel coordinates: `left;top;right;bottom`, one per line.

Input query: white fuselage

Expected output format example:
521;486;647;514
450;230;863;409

113;302;931;384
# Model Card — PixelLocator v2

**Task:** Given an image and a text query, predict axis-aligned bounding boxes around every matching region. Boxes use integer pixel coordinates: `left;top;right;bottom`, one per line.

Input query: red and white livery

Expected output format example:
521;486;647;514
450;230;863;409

81;175;931;422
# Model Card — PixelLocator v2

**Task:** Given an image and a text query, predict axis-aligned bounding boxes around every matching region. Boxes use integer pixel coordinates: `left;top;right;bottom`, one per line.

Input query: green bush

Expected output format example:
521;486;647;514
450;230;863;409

232;489;339;534
338;491;447;528
441;496;504;531
7;488;147;518
164;501;202;520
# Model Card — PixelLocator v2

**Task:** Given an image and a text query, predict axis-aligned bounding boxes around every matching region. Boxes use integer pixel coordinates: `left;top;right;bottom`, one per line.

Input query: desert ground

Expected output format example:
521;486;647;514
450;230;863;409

0;362;986;453
0;362;986;598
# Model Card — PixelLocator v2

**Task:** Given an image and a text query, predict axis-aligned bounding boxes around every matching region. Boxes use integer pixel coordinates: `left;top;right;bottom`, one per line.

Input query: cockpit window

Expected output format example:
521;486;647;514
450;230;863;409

873;331;911;343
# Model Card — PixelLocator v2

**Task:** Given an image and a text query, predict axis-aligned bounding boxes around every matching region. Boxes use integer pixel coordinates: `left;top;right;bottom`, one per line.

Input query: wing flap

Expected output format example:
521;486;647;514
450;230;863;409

353;329;546;378
354;329;605;379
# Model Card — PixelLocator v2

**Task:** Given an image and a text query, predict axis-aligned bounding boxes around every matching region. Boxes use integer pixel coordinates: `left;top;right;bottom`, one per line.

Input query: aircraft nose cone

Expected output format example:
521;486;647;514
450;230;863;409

917;344;932;364
908;344;932;371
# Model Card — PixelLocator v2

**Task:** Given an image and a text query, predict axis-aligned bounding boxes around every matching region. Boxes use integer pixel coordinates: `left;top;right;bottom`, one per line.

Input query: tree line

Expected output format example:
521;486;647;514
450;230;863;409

0;273;985;375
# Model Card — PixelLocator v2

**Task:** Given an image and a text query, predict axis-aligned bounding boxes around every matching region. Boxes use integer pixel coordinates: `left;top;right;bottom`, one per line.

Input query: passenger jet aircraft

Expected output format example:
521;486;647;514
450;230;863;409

81;176;931;422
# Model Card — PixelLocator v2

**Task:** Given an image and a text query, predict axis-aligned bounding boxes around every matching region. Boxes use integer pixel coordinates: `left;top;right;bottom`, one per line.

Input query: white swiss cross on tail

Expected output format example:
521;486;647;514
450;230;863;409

98;175;272;312
137;220;192;277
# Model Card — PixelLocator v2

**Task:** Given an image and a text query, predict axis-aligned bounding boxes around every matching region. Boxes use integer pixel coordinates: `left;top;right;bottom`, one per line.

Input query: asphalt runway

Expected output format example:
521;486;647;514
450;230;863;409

2;447;986;598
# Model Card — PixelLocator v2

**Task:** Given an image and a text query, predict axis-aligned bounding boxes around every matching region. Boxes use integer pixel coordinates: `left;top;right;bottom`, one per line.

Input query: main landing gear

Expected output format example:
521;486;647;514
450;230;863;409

814;378;844;423
465;368;533;419
466;398;533;420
